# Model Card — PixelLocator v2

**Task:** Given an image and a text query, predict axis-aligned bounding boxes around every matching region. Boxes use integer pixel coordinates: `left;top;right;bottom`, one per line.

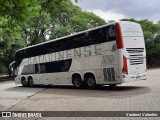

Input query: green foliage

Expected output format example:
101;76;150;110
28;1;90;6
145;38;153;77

22;10;51;45
0;0;40;27
0;0;106;74
1;0;160;74
52;25;74;38
48;0;106;39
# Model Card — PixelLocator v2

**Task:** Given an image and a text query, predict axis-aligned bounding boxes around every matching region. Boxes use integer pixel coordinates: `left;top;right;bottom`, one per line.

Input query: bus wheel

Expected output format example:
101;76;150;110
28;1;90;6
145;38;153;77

28;77;34;87
86;75;96;88
21;77;28;87
73;75;83;88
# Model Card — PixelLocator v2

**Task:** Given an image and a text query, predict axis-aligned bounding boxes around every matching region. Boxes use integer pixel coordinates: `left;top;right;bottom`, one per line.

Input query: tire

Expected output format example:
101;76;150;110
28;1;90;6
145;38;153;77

73;75;83;88
109;84;117;87
21;77;28;87
28;77;34;87
86;75;96;88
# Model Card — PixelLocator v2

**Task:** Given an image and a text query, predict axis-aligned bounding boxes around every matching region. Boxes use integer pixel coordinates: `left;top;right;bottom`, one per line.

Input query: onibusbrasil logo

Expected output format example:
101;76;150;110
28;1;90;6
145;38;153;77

1;112;42;118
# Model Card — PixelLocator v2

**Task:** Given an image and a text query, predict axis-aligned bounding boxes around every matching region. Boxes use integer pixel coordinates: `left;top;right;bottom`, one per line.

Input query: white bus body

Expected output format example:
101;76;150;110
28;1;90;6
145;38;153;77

10;21;147;88
120;22;147;82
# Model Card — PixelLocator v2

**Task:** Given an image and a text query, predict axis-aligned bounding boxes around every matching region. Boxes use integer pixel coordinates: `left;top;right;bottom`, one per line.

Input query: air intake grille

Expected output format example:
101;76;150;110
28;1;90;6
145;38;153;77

126;48;144;65
103;68;115;81
126;48;144;53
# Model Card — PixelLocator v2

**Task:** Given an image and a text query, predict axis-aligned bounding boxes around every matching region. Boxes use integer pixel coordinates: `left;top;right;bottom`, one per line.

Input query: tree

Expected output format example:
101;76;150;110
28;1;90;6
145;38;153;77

0;26;26;75
22;10;51;45
0;0;40;27
48;0;106;39
0;0;106;75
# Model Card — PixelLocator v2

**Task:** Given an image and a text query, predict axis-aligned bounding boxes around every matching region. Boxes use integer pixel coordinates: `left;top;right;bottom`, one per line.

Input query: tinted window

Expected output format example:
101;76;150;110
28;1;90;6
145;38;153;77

40;64;46;73
35;64;39;73
44;59;72;73
22;65;35;75
107;25;116;41
21;59;72;75
16;25;116;61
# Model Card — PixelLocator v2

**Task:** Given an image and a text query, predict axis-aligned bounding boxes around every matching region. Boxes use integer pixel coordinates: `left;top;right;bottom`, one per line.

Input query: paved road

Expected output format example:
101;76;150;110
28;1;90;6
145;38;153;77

0;69;160;120
0;81;44;111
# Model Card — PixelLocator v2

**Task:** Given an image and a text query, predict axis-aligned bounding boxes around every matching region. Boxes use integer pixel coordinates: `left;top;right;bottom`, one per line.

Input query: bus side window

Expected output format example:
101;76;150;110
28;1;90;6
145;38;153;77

61;60;69;72
29;65;35;74
107;25;116;41
54;41;60;51
22;65;28;75
35;64;39;73
40;64;46;73
99;28;106;43
105;27;109;42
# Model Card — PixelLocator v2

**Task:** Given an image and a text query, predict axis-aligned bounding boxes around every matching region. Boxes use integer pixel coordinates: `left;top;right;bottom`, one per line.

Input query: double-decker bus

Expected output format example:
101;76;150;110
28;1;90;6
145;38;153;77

9;21;147;88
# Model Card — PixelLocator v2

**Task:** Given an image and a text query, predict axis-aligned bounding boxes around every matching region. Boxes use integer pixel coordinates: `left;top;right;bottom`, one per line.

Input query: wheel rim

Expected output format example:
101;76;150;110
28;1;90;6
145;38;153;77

29;79;33;86
22;79;27;86
74;78;81;87
87;78;95;87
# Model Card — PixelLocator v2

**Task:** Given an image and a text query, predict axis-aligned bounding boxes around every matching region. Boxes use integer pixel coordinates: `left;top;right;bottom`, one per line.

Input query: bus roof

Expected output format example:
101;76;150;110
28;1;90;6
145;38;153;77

16;22;117;53
16;21;139;53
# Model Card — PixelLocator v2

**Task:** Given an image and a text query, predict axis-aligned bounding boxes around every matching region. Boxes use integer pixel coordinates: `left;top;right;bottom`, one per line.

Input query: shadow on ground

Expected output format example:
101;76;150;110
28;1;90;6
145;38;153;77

5;84;152;99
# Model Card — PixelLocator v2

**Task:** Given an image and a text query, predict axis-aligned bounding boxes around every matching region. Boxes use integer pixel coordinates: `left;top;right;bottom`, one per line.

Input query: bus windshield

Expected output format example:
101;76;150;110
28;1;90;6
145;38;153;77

9;61;18;77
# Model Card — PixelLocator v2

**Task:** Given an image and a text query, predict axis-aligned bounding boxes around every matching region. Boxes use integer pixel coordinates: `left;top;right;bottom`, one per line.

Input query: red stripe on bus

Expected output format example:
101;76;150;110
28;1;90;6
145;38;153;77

115;22;124;49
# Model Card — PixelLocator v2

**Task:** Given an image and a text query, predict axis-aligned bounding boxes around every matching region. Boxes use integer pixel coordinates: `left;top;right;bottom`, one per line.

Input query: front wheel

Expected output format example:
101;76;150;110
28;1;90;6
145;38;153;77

73;76;83;88
86;76;96;89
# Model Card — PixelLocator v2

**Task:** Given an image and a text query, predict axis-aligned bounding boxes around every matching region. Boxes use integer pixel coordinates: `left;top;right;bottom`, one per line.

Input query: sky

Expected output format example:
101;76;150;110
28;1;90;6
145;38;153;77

72;0;160;22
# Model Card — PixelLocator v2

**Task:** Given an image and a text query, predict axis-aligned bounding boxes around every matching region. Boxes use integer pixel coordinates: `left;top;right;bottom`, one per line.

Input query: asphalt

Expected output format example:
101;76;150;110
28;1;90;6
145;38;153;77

0;68;160;120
